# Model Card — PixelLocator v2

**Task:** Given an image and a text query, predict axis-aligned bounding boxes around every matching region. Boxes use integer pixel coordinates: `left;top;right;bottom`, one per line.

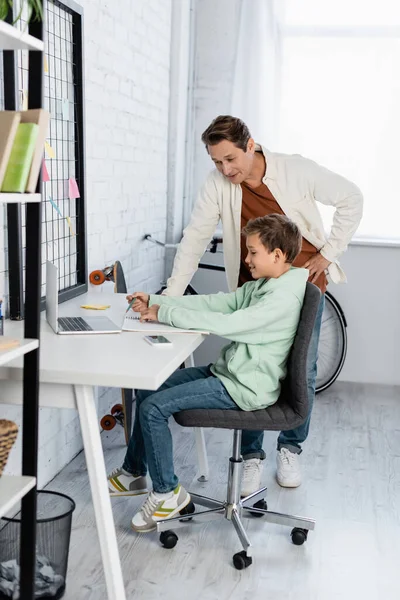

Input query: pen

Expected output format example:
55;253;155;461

125;298;136;314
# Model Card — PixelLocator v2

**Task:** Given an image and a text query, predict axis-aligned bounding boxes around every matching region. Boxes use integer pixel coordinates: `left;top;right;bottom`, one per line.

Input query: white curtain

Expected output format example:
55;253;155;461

231;0;282;146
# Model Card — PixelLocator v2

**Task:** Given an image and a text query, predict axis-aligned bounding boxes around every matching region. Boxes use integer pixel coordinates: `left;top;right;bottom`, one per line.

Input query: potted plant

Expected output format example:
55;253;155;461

0;0;42;23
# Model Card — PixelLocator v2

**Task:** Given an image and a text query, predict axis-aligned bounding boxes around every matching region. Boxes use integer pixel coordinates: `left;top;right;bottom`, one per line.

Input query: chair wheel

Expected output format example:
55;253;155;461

233;550;252;570
291;527;308;545
249;498;268;518
160;530;178;549
179;501;195;522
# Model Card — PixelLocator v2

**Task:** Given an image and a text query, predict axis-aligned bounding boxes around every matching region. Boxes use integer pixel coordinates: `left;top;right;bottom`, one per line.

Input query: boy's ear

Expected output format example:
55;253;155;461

274;248;283;262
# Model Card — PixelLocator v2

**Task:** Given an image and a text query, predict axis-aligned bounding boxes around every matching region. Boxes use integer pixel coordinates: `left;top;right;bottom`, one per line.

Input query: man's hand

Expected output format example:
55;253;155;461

126;292;149;313
140;304;160;323
302;253;331;284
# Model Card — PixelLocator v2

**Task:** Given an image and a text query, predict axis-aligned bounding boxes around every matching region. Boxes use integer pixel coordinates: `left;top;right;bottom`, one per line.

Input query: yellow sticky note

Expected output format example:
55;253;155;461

44;55;49;73
65;216;75;236
80;304;111;310
45;141;55;159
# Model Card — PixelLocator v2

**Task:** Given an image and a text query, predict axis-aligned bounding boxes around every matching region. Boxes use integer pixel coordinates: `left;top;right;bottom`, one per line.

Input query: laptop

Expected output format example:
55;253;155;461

46;261;121;335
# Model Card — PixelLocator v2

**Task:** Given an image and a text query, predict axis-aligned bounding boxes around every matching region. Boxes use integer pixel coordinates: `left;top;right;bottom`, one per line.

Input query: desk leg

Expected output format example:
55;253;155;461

74;385;126;600
184;354;209;482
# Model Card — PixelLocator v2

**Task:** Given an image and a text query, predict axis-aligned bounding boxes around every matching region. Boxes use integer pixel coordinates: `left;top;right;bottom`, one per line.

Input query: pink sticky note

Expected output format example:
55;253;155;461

42;160;50;182
68;177;80;199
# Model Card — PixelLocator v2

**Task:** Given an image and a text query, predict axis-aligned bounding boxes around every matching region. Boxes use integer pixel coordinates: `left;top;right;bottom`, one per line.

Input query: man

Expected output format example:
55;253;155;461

163;115;363;492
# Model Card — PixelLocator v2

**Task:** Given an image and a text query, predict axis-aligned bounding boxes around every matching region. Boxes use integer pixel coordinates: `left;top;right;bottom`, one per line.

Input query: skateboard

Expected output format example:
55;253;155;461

90;261;133;445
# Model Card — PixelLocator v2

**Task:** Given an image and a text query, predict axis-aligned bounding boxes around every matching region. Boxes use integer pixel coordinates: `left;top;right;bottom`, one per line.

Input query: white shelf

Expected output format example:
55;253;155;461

0;475;36;519
0;193;41;204
0;20;44;51
0;337;39;367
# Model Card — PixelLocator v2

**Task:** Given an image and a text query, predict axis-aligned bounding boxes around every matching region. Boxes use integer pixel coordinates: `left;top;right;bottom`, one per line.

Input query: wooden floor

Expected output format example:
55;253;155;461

46;381;400;600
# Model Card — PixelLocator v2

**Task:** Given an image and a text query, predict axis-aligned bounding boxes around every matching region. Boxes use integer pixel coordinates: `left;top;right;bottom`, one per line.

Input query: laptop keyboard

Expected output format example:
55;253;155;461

58;317;93;332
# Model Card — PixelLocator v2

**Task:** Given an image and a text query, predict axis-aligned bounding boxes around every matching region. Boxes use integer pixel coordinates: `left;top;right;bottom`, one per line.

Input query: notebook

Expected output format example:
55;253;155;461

21;109;50;192
1;123;39;192
0;111;21;189
122;313;209;335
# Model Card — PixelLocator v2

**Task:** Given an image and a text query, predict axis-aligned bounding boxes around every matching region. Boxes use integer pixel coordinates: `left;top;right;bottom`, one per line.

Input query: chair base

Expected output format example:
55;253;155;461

157;488;315;559
157;430;315;568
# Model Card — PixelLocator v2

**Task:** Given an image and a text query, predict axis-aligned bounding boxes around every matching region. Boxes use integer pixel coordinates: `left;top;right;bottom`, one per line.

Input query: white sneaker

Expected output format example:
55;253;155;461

131;484;191;533
241;458;263;498
108;467;148;497
276;448;301;487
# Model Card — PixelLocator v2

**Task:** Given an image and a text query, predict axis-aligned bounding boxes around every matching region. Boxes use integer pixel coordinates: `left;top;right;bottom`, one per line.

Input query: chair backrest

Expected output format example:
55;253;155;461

278;282;321;421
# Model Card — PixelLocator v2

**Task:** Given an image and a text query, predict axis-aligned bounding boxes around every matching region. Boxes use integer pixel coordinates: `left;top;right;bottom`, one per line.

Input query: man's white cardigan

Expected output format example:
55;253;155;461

165;145;363;296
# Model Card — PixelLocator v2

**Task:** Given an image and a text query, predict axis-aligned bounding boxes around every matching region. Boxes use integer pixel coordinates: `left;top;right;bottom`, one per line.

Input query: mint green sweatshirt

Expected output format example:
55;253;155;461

149;267;308;411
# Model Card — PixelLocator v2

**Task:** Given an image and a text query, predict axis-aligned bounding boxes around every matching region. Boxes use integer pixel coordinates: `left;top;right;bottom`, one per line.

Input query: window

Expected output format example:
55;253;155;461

278;0;400;240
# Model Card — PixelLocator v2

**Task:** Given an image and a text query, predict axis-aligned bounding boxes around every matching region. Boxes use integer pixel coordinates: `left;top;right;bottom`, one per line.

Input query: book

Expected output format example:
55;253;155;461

21;109;50;192
1;123;39;193
0;111;21;189
122;313;209;335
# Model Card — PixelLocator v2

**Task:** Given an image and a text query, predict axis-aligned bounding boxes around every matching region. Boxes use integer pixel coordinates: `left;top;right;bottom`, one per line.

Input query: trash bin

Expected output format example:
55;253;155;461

0;490;75;599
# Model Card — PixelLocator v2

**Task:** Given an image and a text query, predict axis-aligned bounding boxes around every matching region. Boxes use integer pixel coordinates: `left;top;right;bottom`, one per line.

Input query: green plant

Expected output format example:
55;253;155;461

0;0;43;24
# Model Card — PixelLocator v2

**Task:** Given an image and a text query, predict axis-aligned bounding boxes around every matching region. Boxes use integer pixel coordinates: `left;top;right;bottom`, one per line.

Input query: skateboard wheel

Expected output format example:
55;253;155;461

89;270;106;285
100;415;116;430
111;404;123;415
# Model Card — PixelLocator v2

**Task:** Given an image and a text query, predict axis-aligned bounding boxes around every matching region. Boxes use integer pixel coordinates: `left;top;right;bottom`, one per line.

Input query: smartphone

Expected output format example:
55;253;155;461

144;335;172;347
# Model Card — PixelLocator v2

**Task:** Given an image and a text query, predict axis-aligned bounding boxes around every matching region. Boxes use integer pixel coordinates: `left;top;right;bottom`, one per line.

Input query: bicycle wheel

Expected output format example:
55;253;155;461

316;292;347;393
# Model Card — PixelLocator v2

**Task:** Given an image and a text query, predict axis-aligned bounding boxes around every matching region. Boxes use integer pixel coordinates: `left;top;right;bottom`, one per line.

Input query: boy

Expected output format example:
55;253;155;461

108;214;308;533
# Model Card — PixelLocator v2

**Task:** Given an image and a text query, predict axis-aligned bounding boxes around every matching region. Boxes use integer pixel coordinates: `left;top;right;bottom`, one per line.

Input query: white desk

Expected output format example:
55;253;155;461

0;293;205;600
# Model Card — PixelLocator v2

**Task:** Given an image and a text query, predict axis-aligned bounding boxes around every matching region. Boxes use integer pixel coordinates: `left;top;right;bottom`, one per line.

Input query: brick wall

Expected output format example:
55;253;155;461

1;0;173;485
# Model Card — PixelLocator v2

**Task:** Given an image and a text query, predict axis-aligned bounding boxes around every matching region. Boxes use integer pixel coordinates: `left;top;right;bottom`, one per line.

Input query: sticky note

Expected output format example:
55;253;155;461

45;141;55;159
49;197;62;217
44;55;49;73
68;177;80;199
66;216;75;236
42;160;50;182
80;304;111;310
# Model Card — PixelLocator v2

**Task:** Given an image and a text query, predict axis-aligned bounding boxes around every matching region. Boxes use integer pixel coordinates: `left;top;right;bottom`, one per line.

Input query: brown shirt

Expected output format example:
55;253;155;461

239;181;327;293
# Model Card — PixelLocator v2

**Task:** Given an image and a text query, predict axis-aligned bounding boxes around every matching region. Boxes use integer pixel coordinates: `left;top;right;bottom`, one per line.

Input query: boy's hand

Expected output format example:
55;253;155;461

140;305;160;323
126;292;149;313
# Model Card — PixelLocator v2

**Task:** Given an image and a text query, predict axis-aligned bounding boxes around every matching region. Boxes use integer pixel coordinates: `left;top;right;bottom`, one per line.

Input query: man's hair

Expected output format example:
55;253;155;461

242;214;302;263
201;115;251;152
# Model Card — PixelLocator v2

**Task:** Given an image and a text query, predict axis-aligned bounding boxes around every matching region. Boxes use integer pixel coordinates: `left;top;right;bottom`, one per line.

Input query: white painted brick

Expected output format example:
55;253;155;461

1;0;174;486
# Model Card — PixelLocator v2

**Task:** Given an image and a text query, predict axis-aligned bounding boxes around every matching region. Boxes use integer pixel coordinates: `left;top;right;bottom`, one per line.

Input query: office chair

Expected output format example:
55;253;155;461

157;282;321;569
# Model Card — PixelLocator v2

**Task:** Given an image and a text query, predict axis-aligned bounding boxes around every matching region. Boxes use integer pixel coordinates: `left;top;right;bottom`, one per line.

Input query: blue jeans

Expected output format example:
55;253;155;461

122;365;263;493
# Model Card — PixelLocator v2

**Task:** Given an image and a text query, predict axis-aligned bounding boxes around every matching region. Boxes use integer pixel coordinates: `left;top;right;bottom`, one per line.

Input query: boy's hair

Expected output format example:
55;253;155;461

201;115;251;152
242;214;302;263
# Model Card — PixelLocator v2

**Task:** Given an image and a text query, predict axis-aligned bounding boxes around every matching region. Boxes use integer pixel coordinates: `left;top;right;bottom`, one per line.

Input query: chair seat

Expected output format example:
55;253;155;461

173;399;305;432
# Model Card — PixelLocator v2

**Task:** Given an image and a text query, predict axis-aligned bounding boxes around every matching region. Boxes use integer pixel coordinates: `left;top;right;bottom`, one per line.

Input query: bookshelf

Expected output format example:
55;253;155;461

0;475;36;519
0;337;38;366
0;19;44;52
0;193;41;203
1;3;44;599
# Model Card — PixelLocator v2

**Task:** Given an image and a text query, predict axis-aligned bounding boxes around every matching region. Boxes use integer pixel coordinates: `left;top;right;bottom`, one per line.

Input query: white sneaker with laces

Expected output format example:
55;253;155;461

276;448;301;487
241;458;263;498
131;484;191;533
108;467;148;497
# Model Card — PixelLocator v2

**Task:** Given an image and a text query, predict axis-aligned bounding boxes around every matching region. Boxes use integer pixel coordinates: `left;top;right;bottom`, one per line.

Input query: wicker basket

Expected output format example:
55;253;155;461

0;420;18;476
